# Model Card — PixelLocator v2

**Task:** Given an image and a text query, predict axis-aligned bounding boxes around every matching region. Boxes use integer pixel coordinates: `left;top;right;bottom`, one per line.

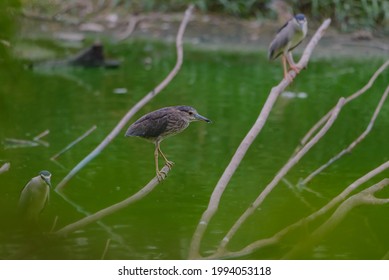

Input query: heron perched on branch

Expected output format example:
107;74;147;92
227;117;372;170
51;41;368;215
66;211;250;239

18;170;52;222
125;106;211;181
269;14;308;81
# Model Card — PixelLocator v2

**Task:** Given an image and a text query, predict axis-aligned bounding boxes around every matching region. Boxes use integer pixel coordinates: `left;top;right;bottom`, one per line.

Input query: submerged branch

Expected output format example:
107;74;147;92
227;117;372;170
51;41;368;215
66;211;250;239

54;189;132;251
56;4;194;192
55;166;170;236
50;125;97;161
217;161;389;259
302;84;389;185
189;18;332;259
283;178;389;259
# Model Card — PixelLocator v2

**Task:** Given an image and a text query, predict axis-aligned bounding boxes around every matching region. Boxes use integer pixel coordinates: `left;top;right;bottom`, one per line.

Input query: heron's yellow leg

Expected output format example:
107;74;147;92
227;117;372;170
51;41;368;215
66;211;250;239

157;143;174;169
154;144;165;181
282;55;293;82
286;52;301;73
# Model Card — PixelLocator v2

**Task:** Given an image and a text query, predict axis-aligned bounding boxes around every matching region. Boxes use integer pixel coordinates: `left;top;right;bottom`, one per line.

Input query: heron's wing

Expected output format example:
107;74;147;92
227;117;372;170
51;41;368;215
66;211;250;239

17;178;41;216
40;185;50;213
268;21;293;60
18;183;32;213
125;108;169;138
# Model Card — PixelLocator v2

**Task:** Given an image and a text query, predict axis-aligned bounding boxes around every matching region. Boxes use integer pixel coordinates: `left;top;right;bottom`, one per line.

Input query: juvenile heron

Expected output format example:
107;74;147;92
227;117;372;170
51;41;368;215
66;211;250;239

268;14;308;81
18;170;52;222
125;106;211;181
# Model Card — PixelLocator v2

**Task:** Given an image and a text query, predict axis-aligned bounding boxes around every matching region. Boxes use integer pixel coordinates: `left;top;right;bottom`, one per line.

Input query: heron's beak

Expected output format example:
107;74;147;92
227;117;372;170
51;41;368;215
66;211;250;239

43;177;52;188
195;113;211;123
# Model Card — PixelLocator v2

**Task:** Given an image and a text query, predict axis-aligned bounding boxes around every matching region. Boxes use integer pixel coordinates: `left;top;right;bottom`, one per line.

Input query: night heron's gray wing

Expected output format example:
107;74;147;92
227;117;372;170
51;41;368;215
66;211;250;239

268;21;292;60
125;108;170;139
18;176;50;221
18;181;33;214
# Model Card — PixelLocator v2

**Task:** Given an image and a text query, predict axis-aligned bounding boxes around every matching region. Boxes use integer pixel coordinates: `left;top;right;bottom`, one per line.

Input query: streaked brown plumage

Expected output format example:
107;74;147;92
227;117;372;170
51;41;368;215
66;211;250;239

125;106;211;180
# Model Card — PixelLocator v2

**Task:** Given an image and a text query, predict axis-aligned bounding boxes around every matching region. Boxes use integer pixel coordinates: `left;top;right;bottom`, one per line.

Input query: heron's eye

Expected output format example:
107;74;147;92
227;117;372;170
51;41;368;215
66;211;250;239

189;111;193;115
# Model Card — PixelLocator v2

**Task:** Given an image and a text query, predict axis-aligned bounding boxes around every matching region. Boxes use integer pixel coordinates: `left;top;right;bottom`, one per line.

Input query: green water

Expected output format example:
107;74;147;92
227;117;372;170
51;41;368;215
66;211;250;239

0;39;388;259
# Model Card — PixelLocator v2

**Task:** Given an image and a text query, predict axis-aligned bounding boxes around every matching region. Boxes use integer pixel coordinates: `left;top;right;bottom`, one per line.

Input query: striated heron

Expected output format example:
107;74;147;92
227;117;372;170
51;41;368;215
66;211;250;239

18;170;52;222
268;14;307;81
125;106;211;181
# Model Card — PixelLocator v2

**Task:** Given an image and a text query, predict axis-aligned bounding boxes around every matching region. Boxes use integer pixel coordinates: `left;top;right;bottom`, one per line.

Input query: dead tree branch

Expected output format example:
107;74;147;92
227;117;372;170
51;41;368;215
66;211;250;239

50;125;97;161
283;178;389;259
189;18;332;259
55;4;194;192
216;97;345;255
216;161;389;259
54;166;170;236
54;190;133;251
302;84;389;185
116;15;143;41
294;59;389;155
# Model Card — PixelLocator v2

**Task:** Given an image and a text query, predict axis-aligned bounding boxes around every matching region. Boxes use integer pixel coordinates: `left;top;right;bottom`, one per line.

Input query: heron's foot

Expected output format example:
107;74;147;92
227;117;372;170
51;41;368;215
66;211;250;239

156;170;167;182
165;160;174;169
289;64;301;74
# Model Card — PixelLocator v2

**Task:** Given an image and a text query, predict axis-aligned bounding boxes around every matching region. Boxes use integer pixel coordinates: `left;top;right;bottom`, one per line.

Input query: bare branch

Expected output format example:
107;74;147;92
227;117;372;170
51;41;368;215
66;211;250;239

294;59;389;154
55;4;194;192
189;18;332;259
218;161;389;259
283;178;389;259
101;239;111;260
33;129;50;141
216;97;345;255
302;84;389;185
116;15;143;41
54;165;170;236
54;190;133;251
50;125;97;161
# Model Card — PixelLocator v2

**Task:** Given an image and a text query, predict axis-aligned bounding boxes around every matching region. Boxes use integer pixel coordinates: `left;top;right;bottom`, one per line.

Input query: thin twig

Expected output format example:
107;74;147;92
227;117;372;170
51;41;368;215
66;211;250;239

216;161;389;259
189;18;332;259
117;15;142;41
302;84;389;185
32;129;50;147
294;59;389;155
54;165;170;236
50;125;97;160
33;129;50;141
101;239;111;260
49;216;59;233
56;4;194;192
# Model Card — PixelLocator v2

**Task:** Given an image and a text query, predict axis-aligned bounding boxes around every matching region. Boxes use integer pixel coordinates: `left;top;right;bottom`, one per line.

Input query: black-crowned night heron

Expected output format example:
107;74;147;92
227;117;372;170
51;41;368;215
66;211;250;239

268;14;308;81
18;170;52;222
125;106;211;181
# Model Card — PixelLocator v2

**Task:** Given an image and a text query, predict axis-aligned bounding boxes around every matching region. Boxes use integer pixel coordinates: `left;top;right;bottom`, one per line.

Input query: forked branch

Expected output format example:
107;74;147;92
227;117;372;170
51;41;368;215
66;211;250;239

214;161;389;259
302;84;389;185
55;166;170;236
294;59;389;155
189;18;332;259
